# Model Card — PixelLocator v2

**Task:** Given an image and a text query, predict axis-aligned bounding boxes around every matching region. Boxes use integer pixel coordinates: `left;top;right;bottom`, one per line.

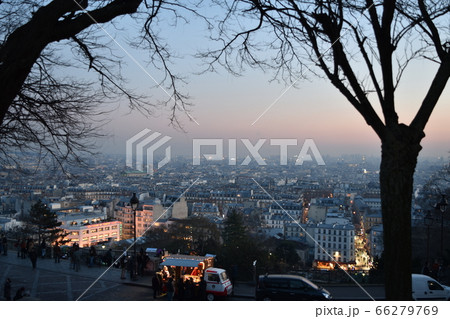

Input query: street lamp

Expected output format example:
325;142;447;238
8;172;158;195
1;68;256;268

435;194;448;260
424;210;433;265
130;192;139;280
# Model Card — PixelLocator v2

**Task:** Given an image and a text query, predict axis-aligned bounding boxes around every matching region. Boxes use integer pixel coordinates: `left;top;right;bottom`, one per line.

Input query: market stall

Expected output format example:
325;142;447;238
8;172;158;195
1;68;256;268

159;254;214;282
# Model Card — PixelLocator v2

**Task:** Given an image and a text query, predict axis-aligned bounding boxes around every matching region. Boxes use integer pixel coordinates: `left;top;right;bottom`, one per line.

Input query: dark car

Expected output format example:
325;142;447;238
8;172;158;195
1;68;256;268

256;274;332;301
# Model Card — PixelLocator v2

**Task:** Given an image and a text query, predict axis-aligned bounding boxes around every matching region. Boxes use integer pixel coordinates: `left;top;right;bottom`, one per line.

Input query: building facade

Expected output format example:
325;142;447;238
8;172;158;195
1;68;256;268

61;220;122;247
313;222;356;270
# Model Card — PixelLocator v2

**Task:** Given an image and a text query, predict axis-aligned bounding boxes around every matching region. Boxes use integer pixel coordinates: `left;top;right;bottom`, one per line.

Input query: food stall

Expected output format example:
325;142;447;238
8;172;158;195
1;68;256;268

159;254;214;283
157;254;232;300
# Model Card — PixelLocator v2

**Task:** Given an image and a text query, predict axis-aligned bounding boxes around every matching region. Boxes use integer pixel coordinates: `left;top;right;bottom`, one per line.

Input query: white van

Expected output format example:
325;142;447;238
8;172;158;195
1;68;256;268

204;267;233;301
412;274;450;300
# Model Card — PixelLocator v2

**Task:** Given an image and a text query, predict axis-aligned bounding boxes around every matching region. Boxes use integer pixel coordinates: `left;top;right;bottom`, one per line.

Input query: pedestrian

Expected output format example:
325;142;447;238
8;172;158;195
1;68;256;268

69;244;75;269
28;242;38;269
152;273;160;299
105;248;113;267
137;249;143;276
20;239;27;259
40;239;46;258
166;277;174;301
120;255;127;279
199;276;206;301
13;287;25;301
89;245;96;267
3;278;11;301
185;277;194;300
26;238;32;256
431;260;440;279
1;234;7;256
175;277;184;300
73;245;81;272
15;240;20;257
127;256;135;280
53;242;61;263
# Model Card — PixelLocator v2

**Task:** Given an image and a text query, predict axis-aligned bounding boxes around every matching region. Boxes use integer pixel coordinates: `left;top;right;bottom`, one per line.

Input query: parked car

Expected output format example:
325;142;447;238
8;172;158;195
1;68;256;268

256;274;332;301
412;274;450;300
204;267;233;301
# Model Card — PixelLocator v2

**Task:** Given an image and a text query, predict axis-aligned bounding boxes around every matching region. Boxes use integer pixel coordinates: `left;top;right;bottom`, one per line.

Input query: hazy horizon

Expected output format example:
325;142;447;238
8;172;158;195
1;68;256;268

89;9;449;161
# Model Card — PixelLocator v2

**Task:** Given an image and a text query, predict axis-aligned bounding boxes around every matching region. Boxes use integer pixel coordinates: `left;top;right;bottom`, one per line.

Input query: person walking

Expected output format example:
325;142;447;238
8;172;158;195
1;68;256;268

127;256;135;280
152;273;160;299
1;234;7;256
20;239;27;259
53;242;61;263
73;245;81;272
105;248;113;267
28;242;38;270
40;239;46;258
13;287;25;301
120;255;127;279
69;245;75;269
176;277;184;300
199;276;207;301
88;245;96;267
3;278;11;301
166;277;174;301
137;250;143;277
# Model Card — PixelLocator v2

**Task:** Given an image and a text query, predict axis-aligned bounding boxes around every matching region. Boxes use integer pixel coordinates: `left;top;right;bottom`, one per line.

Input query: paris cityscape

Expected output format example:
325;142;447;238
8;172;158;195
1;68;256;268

0;1;449;316
1;151;449;302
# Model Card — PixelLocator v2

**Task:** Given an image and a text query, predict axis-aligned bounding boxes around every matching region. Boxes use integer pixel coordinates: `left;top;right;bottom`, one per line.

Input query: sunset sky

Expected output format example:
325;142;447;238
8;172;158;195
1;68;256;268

96;7;449;160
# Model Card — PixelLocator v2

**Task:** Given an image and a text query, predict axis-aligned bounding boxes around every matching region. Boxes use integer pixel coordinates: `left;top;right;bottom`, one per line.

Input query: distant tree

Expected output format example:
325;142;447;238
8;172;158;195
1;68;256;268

185;217;221;255
164;217;221;255
0;1;197;170
420;162;450;201
206;1;449;300
274;240;300;266
27;200;68;244
144;225;171;250
219;210;263;280
222;210;248;249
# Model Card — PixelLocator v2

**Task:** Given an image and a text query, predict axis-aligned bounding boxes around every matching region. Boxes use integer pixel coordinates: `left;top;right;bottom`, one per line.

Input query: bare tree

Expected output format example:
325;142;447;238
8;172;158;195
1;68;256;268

0;0;199;171
204;0;449;300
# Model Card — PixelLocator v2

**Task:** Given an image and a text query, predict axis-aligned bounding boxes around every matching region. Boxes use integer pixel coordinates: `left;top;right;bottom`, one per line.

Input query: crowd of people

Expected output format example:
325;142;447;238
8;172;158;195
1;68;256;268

1;238;218;301
151;266;208;301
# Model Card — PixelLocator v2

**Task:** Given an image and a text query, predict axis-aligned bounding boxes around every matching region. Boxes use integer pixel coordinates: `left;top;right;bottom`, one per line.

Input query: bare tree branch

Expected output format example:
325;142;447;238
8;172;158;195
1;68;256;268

0;0;204;171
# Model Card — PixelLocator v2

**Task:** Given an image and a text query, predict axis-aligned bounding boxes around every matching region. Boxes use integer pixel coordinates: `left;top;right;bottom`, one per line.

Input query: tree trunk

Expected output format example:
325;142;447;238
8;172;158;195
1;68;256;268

380;124;424;300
